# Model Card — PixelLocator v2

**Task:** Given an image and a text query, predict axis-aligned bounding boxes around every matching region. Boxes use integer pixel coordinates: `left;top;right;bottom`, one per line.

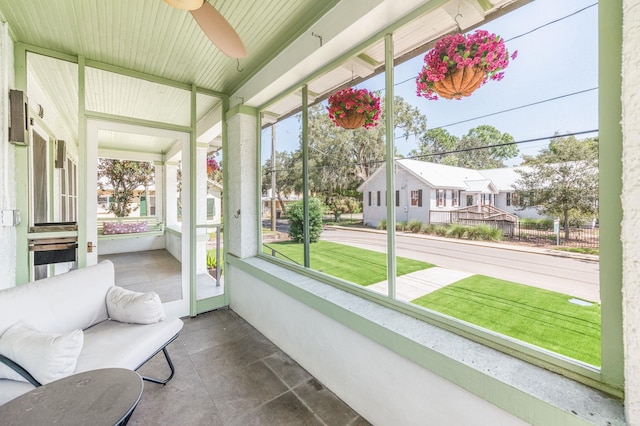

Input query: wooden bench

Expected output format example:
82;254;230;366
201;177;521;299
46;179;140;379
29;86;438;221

97;216;165;240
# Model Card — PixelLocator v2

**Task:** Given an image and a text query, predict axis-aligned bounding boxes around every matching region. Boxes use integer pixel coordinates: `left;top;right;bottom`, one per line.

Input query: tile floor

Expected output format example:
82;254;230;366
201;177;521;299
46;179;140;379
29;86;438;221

130;308;371;425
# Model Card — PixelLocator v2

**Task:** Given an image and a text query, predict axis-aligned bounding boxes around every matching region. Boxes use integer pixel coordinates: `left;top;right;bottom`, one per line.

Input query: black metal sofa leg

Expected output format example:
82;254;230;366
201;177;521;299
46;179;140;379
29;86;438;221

139;347;176;386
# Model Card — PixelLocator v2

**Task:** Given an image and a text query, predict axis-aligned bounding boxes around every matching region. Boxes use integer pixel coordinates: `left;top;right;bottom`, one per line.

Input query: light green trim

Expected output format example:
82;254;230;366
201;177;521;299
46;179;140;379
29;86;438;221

189;84;198;317
477;0;493;12
256;0;449;113
230;256;618;426
85;59;192;92
77;56;87;268
84;110;192;134
48;135;55;221
598;0;624;390
196;295;227;313
302;85;310;268
256;114;263;252
14;44;29;284
384;34;396;299
221;95;231;308
226;104;258;120
357;53;379;67
16;42;77;64
195;86;226;99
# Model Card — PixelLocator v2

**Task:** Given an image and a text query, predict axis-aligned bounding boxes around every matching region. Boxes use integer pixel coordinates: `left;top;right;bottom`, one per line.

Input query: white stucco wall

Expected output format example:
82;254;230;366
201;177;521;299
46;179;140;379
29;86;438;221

0;23;16;289
621;0;640;422
227;111;258;258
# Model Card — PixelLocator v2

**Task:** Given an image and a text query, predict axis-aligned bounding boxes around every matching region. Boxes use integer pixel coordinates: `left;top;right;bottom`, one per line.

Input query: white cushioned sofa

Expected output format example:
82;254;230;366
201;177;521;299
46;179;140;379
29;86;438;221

0;260;184;405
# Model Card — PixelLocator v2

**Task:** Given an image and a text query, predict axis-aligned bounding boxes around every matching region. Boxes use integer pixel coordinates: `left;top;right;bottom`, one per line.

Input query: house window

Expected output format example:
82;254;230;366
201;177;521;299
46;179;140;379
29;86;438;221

436;189;444;207
410;190;422;207
452;190;459;207
467;195;473;206
377;191;381;207
368;191;372;207
395;190;400;207
506;192;512;206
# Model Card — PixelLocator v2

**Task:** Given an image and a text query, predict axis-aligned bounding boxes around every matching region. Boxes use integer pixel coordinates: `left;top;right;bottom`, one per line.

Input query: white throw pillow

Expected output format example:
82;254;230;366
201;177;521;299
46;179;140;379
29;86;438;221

106;286;166;324
0;322;84;384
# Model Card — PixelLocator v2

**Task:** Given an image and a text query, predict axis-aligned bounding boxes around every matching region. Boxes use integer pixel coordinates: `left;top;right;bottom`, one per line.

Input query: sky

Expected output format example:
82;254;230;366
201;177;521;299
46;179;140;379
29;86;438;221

261;0;598;167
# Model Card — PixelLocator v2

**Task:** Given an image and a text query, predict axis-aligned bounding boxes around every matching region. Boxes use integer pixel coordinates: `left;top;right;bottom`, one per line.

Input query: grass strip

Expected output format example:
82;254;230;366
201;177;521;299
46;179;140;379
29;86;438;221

263;240;433;286
411;275;601;365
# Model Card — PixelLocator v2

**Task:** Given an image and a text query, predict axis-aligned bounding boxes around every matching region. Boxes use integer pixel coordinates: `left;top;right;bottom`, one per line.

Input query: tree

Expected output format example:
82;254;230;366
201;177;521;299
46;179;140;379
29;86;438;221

513;135;598;239
287;197;324;243
306;95;428;197
410;125;518;168
97;159;154;217
261;150;302;213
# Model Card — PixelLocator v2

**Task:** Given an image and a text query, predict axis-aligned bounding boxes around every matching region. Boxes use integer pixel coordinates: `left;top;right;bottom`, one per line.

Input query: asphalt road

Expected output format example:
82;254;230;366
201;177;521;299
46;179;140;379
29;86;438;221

319;226;600;303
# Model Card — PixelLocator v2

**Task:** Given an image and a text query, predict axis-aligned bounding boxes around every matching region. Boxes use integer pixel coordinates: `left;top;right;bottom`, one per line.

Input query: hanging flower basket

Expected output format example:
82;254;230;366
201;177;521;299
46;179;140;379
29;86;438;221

416;30;517;100
327;88;381;129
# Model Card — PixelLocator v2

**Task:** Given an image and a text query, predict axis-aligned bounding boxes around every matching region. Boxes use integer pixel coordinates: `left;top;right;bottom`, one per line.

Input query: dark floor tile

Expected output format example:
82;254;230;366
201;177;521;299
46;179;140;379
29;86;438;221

202;360;289;422
294;378;361;426
263;351;313;389
189;330;280;376
229;391;323;426
181;315;257;355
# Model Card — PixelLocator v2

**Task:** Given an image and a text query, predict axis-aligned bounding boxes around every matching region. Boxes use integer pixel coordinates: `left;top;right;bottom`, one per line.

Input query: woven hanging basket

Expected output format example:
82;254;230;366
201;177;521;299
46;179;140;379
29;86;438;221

432;66;485;100
335;109;367;129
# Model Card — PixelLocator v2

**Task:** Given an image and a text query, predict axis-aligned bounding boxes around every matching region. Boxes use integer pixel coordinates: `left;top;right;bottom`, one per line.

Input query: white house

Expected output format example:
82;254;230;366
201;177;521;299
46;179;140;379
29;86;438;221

358;159;541;227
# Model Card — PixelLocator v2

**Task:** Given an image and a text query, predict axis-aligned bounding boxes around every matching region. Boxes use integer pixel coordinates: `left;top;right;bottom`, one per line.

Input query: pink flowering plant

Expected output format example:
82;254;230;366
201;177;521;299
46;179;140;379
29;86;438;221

327;88;381;129
416;30;517;100
206;156;219;175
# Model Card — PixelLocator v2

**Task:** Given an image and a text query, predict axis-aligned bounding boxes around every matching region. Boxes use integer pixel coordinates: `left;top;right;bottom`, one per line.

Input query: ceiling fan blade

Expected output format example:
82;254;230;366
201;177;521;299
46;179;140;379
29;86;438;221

190;2;247;58
163;0;204;11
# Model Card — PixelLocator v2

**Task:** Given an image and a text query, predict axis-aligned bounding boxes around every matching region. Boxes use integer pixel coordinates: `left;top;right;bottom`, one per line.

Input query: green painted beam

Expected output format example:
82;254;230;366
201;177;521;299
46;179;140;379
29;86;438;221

384;33;396;299
598;0;624;390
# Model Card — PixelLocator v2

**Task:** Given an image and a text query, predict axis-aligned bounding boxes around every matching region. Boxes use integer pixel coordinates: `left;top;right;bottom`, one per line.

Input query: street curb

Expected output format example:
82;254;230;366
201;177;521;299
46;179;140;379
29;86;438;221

323;225;599;263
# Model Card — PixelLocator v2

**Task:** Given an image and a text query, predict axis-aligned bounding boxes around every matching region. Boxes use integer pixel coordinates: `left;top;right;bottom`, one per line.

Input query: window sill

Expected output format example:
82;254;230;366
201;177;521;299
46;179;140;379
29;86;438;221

231;256;625;426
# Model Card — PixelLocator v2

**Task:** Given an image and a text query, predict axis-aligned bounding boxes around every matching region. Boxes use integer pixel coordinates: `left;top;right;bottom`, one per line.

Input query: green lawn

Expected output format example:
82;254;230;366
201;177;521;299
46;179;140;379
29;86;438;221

263;240;433;285
412;275;601;365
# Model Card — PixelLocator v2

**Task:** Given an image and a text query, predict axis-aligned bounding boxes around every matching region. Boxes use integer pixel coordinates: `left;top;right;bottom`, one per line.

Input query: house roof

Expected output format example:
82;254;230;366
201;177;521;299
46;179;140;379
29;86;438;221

398;159;488;190
357;159;525;194
477;166;531;191
359;159;503;193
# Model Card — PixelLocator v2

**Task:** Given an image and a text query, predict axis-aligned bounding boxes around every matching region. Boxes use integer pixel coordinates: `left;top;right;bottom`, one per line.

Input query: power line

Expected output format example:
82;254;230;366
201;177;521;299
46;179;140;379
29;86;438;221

505;3;597;42
427;88;598;132
404;129;598;161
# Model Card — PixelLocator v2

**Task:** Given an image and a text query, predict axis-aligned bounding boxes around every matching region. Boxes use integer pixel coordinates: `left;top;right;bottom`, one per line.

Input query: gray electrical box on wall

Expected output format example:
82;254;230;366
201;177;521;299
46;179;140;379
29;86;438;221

9;89;29;145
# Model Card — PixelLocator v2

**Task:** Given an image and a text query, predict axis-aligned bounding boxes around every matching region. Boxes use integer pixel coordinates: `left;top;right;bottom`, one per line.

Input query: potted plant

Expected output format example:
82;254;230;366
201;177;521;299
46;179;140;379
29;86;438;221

416;29;517;100
327;88;381;129
206;252;218;278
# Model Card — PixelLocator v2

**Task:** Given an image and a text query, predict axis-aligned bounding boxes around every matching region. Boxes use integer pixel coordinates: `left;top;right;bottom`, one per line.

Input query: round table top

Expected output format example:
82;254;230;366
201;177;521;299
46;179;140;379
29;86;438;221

0;368;143;426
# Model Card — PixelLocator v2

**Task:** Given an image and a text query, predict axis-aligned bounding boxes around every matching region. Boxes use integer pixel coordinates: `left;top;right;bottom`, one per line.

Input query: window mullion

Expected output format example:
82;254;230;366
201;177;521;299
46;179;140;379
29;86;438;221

384;34;396;299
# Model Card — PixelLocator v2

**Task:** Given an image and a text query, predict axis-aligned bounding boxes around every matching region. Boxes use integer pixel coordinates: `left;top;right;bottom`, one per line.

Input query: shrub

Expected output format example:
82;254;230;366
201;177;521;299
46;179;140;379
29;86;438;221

377;219;387;230
396;221;407;231
433;225;449;236
407;220;423;233
287;198;324;243
520;218;554;230
446;224;467;239
421;224;437;234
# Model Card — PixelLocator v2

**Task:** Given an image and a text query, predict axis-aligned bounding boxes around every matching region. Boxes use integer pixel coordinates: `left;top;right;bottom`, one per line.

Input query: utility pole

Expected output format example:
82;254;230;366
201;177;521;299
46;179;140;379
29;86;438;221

271;124;277;232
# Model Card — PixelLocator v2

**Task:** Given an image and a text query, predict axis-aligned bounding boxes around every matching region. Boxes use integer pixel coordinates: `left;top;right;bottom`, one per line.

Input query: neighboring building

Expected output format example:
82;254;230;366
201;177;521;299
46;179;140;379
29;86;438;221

357;159;541;227
206;180;223;223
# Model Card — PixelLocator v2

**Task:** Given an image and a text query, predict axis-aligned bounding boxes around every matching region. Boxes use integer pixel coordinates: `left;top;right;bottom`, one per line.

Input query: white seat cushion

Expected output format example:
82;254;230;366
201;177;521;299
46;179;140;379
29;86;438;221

0;379;35;406
74;318;183;373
